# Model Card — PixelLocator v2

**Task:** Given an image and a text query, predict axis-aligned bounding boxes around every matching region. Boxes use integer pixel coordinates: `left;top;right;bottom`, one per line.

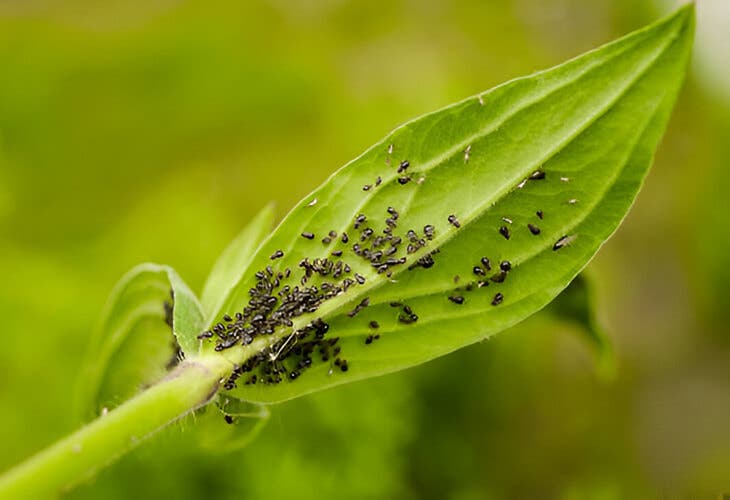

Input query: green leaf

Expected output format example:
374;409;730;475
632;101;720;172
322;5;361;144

202;6;693;403
201;204;277;321
76;263;205;417
546;273;615;379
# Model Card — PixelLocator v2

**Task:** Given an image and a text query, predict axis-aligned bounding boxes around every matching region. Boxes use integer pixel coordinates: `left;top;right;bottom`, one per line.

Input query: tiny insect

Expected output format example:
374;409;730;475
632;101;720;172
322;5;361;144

424;225;435;239
332;250;343;257
560;176;570;182
553;234;576;251
501;217;513;224
499;260;512;272
355;273;366;284
398;176;411;185
491;293;504;306
530;170;546;180
398;160;410;173
448;214;461;228
480;257;491;270
270;250;284;260
301;232;315;240
490;271;507;283
449;295;465;305
307;198;318;207
499;226;511;240
224;415;234;425
473;266;485;276
388;143;394;154
322;237;332;244
536;210;544;219
375;176;382;186
354;214;367;229
341;232;349;243
567;199;578;205
369;320;379;329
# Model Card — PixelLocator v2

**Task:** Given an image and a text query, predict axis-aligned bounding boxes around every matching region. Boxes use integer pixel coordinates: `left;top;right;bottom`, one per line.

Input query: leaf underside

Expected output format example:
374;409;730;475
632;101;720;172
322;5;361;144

192;6;693;403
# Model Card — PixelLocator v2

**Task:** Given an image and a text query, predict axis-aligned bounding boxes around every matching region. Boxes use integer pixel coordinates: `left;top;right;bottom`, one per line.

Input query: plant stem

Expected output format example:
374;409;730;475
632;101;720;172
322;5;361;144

0;355;231;499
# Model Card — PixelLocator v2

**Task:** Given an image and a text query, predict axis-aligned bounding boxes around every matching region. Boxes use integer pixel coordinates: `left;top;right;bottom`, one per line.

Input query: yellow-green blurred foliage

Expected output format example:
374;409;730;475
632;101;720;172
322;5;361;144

0;1;728;498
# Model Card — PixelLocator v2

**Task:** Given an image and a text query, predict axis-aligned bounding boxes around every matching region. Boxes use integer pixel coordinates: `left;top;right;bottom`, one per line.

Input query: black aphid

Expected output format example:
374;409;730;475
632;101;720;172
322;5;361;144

480;257;491;270
341;232;349;243
499;226;511;240
375;176;382;186
332;250;343;257
448;214;461;228
491;293;504;306
340;360;349;372
500;260;512;272
409;253;435;270
224;415;234;425
328;230;337;238
536;210;544;219
347;297;371;318
530;170;546;180
301;231;315;240
490;271;507;283
398;160;410;173
398;176;411;185
363;184;372;191
398;307;418;324
473;266;485;276
527;223;540;235
424;225;435;240
369;320;379;329
270;250;284;260
449;295;465;305
365;335;374;345
390;302;402;307
322;237;332;244
355;273;366;284
223;314;232;322
387;207;399;219
354;214;367;229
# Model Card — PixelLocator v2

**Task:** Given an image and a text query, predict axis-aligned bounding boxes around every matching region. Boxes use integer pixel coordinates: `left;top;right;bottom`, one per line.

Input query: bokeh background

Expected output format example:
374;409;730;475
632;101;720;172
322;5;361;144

1;0;728;498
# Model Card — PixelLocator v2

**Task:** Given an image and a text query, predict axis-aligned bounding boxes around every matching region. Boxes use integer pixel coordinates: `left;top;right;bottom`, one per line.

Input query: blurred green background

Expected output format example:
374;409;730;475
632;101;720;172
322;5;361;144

1;0;728;498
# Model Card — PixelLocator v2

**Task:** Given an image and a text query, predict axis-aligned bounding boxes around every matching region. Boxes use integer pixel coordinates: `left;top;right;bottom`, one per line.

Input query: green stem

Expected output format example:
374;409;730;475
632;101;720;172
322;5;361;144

0;355;231;499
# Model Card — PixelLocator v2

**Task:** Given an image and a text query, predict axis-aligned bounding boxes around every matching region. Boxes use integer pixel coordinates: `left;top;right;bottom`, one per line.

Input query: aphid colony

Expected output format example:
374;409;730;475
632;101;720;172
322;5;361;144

201;203;444;388
200;154;577;390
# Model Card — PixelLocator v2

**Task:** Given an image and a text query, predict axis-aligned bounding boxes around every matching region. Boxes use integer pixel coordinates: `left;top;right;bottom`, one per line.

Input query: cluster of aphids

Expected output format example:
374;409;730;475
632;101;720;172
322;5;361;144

199;200;442;388
199;146;576;389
